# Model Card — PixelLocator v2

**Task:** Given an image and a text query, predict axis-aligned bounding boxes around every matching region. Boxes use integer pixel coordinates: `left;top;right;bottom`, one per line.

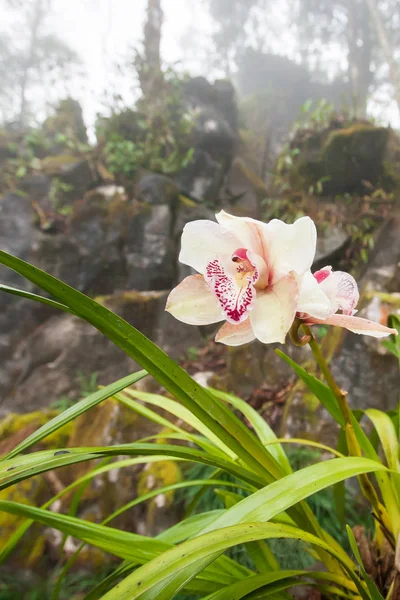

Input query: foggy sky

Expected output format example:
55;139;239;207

1;0;399;132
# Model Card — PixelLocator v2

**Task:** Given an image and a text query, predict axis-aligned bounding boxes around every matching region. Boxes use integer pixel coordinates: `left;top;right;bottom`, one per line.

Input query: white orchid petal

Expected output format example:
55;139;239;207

317;269;359;316
206;255;256;324
312;314;397;338
166;275;224;325
297;271;332;319
179;220;240;274
215;320;256;346
216;210;268;257
250;273;299;344
266;216;317;280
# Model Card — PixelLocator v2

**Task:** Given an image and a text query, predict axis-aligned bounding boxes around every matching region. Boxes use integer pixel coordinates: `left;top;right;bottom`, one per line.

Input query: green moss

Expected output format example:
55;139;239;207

42;98;88;144
320;124;388;193
0;477;46;566
0;410;72;450
283;122;393;196
138;460;181;500
39;154;78;174
95;290;165;310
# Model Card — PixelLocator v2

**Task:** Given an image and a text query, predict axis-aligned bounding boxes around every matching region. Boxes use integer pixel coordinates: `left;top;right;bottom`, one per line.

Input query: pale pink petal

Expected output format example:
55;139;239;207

313;266;332;283
311;314;397;338
250;273;299;344
166;275;224;325
215;210;268;258
215;320;256;346
179;219;240;274
297;271;333;319
317;268;359;316
265;217;317;281
205;255;256;324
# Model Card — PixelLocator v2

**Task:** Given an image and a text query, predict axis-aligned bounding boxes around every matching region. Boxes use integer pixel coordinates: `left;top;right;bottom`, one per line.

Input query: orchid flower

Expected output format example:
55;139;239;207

166;211;332;345
299;266;398;338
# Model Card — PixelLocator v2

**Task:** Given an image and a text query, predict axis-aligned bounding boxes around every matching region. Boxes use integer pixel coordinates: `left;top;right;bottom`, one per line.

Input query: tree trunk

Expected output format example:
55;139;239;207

19;0;45;127
347;1;372;118
366;0;400;116
138;0;163;100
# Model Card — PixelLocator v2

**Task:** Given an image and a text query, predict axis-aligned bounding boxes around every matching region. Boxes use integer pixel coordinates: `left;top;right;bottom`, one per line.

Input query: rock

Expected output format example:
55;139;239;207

286;121;392;195
0;194;47;368
174;148;224;203
19;174;51;202
2;289;202;410
123;175;179;290
183;77;238;166
213;79;239;131
219;155;266;219
136;173;180;206
320;124;389;194
55;159;97;205
191;105;236;163
42;98;88;153
314;225;350;269
329;215;400;412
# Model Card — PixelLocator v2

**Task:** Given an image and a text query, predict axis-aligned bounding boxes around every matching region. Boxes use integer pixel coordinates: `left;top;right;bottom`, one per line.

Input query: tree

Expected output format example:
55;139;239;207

366;0;400;116
0;0;80;127
293;0;374;116
136;0;164;100
205;0;262;75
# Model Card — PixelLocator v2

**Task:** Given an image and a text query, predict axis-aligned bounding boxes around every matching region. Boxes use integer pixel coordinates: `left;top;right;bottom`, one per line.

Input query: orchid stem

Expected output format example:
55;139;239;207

301;324;392;534
301;324;352;424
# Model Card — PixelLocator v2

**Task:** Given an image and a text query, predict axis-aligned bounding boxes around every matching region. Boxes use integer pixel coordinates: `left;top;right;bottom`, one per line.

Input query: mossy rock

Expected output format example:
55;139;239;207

321;124;389;193
0;410;72;456
39;154;80;175
42;98;88;147
95;109;146;144
138;460;182;502
0;477;46;567
286;121;394;195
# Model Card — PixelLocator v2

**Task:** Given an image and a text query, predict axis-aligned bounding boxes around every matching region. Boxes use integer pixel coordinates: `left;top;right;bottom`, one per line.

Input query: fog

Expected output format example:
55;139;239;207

1;0;399;135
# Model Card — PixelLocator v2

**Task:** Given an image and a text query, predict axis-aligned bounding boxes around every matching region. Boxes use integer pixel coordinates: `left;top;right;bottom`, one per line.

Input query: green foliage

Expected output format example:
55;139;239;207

0;567;113;600
0;249;398;599
382;315;400;366
102;69;195;180
298;98;335;129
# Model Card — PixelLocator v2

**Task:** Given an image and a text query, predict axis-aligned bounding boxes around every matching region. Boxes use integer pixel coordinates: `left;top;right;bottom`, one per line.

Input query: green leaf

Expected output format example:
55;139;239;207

0;444;264;491
120;389;237;460
202;570;355;600
364;408;400;538
0;501;240;591
0;283;77;315
275;349;344;426
333;430;347;527
3;370;148;460
195;457;386;567
346;526;385;600
0;500;170;562
386;314;400;367
209;388;291;474
0;250;277;483
99;522;365;600
101;457;386;599
365;409;400;472
0;457;182;565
